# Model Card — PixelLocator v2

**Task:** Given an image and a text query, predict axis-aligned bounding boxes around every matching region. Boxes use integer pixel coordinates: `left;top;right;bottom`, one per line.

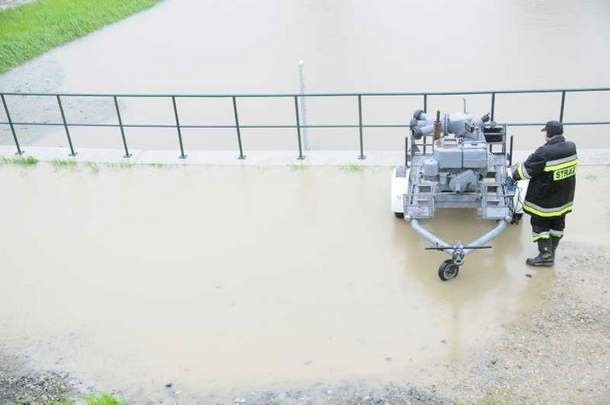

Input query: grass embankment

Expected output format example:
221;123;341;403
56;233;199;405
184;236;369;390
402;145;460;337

0;0;159;74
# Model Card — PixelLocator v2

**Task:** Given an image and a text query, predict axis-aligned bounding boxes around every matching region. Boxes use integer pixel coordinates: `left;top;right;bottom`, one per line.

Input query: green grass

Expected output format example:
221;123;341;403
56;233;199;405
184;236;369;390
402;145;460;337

340;163;364;172
0;0;159;74
85;161;100;172
31;393;128;405
103;161;135;168
0;157;177;169
0;155;38;165
288;163;306;171
18;393;129;405
585;173;597;181
86;393;128;405
51;158;78;168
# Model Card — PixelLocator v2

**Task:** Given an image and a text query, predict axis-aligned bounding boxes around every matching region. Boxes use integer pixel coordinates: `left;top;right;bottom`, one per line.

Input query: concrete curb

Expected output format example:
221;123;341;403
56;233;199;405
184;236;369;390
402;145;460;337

1;145;609;167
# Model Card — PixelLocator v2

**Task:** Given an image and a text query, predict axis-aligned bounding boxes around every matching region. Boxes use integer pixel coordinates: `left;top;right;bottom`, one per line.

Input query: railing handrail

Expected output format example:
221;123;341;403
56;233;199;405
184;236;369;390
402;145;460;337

1;87;609;161
1;86;610;98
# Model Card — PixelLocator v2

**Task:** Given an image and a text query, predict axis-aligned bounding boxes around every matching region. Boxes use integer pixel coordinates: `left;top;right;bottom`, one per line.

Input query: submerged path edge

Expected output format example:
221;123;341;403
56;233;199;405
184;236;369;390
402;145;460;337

0;145;609;167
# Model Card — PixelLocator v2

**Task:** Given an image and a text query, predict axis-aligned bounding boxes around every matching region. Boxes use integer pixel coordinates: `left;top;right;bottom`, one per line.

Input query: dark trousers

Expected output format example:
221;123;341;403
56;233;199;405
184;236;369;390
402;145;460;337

531;215;566;242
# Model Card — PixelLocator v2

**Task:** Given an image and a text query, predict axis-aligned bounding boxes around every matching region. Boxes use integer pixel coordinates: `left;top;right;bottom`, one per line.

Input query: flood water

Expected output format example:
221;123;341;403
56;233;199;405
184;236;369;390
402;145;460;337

1;164;609;399
1;0;610;400
1;0;610;154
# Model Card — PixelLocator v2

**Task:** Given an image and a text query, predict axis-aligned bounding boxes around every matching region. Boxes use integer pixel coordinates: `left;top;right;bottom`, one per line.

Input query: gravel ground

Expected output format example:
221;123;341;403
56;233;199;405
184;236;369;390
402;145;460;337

0;350;80;404
442;240;610;403
1;241;608;404
228;383;446;405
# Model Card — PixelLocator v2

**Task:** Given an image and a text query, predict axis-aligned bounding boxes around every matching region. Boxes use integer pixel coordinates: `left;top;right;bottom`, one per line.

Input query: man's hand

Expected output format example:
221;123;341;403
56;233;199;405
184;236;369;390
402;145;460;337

509;163;519;180
505;176;518;191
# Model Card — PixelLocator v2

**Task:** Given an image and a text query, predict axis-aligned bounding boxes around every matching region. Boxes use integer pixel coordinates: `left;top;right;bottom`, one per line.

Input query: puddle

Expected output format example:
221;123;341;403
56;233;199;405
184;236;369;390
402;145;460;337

2;165;607;398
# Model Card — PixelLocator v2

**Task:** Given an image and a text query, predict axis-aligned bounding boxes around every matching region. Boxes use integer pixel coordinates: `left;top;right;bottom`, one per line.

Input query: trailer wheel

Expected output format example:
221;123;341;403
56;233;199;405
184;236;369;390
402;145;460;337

394;212;404;219
438;259;460;281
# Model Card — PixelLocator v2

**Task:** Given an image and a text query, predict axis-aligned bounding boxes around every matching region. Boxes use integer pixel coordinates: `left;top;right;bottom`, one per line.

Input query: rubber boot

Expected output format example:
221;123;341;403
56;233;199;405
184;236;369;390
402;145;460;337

526;238;554;267
551;236;561;260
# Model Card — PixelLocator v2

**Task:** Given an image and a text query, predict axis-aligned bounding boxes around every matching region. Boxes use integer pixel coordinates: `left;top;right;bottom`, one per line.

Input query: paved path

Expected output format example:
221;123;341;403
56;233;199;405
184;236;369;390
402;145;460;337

1;145;609;167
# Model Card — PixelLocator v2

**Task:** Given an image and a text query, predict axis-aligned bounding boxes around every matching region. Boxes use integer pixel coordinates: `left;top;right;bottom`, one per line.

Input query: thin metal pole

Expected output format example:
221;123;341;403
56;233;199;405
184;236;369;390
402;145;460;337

294;96;304;160
490;92;496;121
508;135;514;167
232;96;245;160
113;96;131;158
56;95;76;156
423;94;427;113
172;96;187;159
358;94;365;159
1;94;24;155
559;91;566;122
298;61;308;150
404;136;409;167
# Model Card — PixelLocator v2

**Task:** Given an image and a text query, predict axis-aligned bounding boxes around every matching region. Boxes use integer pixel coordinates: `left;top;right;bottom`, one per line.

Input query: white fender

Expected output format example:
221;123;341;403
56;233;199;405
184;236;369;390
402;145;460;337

391;167;409;214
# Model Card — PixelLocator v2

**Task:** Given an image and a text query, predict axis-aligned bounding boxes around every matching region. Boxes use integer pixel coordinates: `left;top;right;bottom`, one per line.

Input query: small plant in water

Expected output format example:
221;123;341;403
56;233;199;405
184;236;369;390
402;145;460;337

340;163;363;172
51;159;78;168
85;161;100;172
0;155;39;165
104;162;135;169
86;393;128;405
584;173;597;181
288;163;306;171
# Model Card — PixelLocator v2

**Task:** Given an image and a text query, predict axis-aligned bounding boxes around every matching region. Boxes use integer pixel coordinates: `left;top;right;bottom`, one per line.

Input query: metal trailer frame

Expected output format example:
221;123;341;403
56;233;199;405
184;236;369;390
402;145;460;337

392;119;522;281
410;218;509;280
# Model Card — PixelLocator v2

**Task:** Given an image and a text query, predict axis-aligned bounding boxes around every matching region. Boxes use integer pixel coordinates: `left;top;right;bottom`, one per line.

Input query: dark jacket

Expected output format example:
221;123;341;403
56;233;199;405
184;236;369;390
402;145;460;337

511;135;577;217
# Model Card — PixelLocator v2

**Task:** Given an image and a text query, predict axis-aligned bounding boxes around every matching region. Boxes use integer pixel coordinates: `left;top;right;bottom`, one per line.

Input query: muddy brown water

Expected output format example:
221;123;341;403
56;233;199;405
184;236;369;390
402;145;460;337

1;164;608;399
1;0;610;152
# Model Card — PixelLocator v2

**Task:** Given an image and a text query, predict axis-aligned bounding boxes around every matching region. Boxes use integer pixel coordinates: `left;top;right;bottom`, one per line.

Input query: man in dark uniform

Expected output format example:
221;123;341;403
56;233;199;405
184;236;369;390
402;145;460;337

511;121;577;266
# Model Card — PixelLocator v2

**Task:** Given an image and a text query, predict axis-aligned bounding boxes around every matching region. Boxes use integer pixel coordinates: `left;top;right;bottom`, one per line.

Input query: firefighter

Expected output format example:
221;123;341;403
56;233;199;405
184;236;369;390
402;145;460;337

511;120;577;266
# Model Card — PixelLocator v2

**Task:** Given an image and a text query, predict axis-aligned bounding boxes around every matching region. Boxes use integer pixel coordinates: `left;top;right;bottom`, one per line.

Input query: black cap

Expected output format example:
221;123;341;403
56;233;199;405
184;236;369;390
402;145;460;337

541;120;563;136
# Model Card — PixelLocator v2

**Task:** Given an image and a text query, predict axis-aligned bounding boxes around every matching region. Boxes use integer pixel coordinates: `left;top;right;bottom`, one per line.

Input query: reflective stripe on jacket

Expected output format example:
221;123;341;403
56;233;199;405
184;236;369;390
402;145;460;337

511;136;577;218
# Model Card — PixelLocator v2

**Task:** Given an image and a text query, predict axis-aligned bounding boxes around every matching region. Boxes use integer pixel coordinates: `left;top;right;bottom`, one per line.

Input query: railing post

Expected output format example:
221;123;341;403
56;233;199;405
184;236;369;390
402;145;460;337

56;95;77;156
172;96;187;159
232;96;246;160
1;94;24;155
508;135;514;167
294;96;304;160
559;91;566;122
423;94;427;113
113;96;131;158
357;94;365;160
405;135;409;167
490;92;496;121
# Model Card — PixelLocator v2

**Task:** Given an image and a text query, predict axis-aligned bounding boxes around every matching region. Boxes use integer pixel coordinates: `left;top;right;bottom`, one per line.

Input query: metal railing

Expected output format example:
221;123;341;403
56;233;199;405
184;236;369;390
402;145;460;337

1;87;609;160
